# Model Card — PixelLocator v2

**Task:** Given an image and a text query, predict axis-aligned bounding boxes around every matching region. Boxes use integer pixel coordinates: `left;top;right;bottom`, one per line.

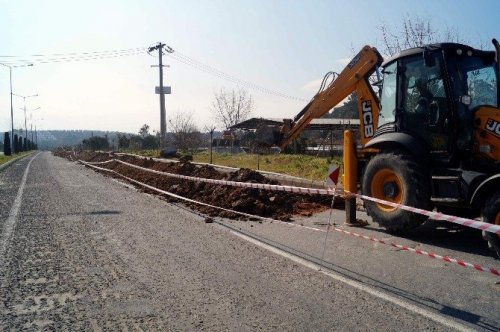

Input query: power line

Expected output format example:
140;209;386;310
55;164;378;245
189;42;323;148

165;47;308;102
170;51;308;102
0;48;147;65
1;43;310;103
0;47;147;58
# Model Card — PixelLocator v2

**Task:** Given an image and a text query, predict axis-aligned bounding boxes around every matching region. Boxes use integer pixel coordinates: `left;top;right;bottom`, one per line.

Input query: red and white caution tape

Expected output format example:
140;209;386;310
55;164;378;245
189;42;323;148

79;160;500;278
115;152;323;185
349;192;500;235
89;159;339;195
331;227;499;277
79;161;285;224
83;159;116;165
83;158;500;236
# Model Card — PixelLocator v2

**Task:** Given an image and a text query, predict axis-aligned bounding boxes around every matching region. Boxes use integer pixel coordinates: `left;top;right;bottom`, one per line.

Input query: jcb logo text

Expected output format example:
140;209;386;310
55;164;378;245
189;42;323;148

362;101;374;138
485;118;500;138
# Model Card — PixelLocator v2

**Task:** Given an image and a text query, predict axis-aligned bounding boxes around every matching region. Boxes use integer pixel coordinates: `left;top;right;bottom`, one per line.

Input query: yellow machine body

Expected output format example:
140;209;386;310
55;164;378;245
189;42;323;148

474;106;500;161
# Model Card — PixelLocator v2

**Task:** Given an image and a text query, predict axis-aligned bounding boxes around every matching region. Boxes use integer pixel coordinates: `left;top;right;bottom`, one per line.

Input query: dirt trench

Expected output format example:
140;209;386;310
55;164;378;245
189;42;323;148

54;150;344;221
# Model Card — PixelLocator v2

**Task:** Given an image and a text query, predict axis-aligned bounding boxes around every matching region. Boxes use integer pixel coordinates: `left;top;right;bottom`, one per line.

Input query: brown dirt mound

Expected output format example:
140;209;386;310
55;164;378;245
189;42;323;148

53;150;342;221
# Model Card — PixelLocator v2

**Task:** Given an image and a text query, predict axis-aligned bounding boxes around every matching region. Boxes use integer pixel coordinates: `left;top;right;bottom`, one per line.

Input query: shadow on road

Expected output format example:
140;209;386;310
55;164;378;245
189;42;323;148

220;220;496;331
363;219;494;258
9;210;123;218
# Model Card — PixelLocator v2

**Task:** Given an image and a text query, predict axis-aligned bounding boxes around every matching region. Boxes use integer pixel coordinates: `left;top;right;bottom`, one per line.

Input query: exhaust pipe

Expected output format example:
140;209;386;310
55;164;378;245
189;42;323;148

493;39;500;104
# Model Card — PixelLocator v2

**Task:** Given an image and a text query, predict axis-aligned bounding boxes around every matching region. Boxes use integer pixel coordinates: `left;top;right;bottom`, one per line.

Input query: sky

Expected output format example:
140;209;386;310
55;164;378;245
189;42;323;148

0;0;499;134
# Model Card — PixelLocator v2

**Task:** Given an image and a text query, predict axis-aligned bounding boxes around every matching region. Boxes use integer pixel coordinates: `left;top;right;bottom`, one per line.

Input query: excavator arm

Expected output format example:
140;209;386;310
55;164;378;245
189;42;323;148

280;45;384;149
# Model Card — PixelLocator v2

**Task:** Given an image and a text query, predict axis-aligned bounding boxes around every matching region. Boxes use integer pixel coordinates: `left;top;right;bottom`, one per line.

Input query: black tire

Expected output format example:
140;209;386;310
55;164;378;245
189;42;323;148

362;151;431;233
481;191;500;259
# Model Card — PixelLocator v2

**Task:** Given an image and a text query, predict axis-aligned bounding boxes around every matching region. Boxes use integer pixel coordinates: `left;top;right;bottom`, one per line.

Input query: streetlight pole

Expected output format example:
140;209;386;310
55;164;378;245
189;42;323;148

25;107;40;146
9;67;13;151
13;93;38;143
0;63;33;152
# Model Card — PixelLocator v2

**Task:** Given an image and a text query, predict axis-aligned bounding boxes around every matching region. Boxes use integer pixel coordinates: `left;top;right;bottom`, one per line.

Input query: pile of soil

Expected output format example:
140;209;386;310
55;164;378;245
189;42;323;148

54;150;343;221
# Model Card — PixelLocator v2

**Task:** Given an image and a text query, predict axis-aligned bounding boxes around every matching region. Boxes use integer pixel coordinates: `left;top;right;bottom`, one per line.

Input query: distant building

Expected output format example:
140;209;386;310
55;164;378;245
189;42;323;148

229;117;359;131
227;117;360;155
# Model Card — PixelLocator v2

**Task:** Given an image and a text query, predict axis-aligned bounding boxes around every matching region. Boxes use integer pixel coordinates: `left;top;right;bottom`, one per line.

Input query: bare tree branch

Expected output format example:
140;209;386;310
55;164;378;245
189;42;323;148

169;110;202;151
210;87;254;129
378;15;472;57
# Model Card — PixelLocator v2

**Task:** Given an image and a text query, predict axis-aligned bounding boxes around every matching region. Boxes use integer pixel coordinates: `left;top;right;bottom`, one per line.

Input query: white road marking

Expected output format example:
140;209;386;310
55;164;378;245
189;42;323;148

231;231;472;332
0;153;39;267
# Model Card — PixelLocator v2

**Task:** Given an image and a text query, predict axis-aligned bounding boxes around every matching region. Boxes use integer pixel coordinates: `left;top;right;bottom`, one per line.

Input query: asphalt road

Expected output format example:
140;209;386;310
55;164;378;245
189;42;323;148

0;152;498;331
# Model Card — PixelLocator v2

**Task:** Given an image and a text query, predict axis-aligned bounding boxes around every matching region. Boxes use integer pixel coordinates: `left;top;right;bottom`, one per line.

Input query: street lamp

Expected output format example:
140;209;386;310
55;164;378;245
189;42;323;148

12;92;38;143
34;117;43;148
0;63;33;152
26;107;41;144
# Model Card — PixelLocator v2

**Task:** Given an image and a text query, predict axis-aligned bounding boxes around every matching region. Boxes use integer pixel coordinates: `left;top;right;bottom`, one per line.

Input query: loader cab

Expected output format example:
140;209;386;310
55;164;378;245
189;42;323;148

376;43;498;165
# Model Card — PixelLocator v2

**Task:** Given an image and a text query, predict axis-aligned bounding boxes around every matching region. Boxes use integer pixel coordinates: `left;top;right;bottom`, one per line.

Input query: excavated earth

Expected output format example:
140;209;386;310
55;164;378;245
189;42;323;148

54;150;344;221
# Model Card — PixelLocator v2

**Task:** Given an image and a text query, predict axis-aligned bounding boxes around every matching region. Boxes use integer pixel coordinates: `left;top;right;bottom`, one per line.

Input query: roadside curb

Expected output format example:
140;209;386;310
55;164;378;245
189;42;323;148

0;152;35;173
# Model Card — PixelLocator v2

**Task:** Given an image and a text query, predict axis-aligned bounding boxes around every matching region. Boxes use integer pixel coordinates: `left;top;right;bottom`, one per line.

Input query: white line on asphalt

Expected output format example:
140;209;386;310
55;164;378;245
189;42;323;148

0;153;39;267
230;231;473;332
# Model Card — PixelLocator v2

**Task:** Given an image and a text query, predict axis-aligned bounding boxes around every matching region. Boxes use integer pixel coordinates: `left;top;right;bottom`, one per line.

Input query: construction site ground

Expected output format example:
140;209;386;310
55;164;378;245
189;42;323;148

54;150;343;221
1;152;498;330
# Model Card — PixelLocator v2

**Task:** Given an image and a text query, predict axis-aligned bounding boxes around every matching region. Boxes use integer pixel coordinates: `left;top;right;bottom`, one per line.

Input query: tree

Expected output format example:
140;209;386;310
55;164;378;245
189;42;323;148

81;136;109;151
129;135;143;151
142;135;159;149
169;110;202;151
139;124;150;138
378;15;464;57
3;132;11;156
210;87;254;129
323;93;358;119
117;133;130;150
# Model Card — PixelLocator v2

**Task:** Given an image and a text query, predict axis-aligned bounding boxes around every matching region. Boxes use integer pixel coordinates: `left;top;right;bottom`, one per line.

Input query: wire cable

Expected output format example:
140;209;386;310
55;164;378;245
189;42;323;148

2;43;309;103
316;71;338;95
165;47;308;102
0;49;146;65
0;47;147;59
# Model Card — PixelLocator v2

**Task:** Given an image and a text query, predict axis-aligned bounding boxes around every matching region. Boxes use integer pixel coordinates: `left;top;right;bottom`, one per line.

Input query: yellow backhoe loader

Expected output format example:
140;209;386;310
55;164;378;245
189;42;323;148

278;40;500;257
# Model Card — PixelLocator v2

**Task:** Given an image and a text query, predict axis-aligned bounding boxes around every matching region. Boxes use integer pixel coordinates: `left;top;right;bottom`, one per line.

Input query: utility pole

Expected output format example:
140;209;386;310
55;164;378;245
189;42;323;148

9;67;13;152
149;42;168;149
28;107;40;145
13;93;37;143
0;63;33;152
204;126;216;164
24;102;28;142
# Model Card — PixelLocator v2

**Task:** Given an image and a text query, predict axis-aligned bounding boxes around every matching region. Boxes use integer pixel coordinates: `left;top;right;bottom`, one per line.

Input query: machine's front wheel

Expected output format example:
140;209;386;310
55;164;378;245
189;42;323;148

482;191;500;258
362;151;431;233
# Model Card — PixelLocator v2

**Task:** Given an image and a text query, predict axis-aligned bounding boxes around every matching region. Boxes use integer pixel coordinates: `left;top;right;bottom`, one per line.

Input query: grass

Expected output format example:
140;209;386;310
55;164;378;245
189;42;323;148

121;149;343;182
0;151;33;166
192;152;343;182
133;149;161;157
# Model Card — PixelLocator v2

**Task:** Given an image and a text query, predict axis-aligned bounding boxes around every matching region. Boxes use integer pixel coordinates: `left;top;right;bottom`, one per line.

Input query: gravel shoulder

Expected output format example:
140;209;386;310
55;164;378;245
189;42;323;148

0;152;495;330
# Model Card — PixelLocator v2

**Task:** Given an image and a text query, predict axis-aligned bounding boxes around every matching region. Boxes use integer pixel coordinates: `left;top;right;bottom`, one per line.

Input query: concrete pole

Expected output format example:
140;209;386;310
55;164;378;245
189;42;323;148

9;67;14;153
158;43;166;149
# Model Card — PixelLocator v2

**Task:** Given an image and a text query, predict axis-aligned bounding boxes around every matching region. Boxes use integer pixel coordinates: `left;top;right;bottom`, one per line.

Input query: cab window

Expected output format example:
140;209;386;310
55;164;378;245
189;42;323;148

467;64;497;109
401;54;448;128
378;62;397;127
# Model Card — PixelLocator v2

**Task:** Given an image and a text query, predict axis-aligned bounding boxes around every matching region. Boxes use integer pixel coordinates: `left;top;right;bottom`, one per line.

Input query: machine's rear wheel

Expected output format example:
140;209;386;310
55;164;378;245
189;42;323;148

482;191;500;259
362;151;431;232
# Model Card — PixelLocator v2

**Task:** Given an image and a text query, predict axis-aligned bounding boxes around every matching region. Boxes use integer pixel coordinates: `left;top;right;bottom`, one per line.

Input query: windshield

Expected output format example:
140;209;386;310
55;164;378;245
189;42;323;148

378;62;397;127
448;51;498;152
456;55;497;109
